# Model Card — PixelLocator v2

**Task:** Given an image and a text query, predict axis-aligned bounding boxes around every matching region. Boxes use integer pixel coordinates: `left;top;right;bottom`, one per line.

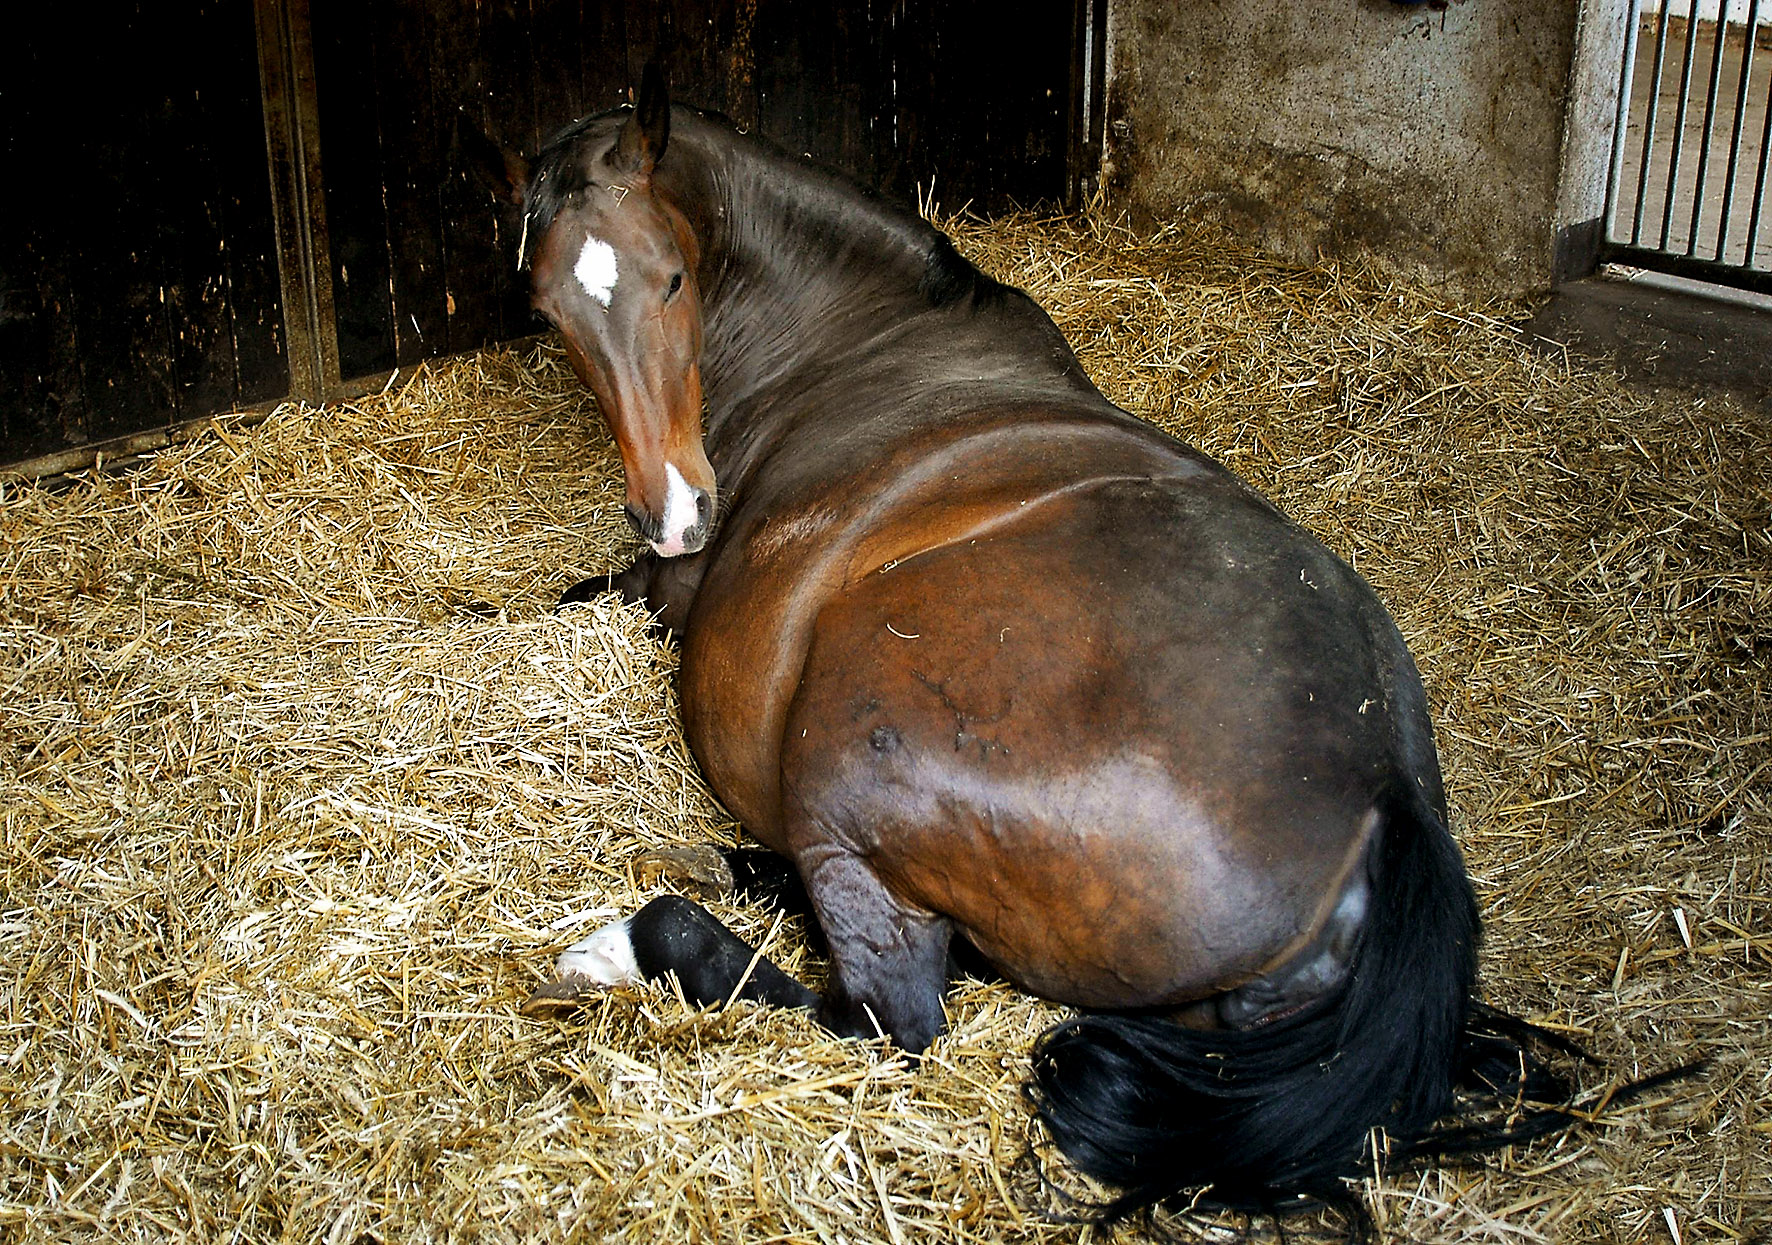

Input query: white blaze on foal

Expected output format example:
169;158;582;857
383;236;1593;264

557;916;641;987
573;234;618;307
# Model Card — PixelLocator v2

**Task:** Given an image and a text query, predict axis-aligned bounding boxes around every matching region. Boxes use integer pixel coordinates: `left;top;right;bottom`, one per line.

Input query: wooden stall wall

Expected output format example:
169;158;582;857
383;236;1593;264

0;4;289;467
310;0;1086;380
1;1;1094;470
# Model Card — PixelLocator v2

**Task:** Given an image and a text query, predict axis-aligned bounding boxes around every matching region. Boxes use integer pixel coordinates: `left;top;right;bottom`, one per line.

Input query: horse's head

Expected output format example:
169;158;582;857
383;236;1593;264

500;67;714;556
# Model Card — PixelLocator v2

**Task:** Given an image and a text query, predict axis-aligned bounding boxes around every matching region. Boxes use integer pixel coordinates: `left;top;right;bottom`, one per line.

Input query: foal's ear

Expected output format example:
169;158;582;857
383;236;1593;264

454;109;530;207
609;61;670;179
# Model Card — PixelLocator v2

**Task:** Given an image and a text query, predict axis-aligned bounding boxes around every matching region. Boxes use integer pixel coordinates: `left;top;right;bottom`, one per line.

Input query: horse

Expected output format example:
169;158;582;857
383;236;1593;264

477;66;1583;1222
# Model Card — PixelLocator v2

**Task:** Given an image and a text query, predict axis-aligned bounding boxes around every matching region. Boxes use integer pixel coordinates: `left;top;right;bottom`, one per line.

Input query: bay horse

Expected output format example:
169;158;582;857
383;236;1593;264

481;68;1582;1221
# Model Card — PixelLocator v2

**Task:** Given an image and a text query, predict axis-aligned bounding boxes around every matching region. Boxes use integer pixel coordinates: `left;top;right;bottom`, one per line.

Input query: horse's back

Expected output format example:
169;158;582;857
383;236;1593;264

773;465;1423;1008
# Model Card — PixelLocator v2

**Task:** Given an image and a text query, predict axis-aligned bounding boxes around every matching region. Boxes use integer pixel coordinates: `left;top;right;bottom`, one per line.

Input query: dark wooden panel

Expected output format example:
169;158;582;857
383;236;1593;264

0;20;89;460
0;2;287;467
170;0;291;418
2;0;1082;468
753;0;877;184
311;0;1082;385
50;11;176;445
311;7;395;379
884;0;1076;209
433;0;503;356
259;0;341;402
372;0;449;367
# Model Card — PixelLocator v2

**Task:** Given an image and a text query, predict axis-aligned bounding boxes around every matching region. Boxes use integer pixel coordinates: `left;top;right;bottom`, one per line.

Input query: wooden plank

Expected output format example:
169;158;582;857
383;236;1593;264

0;32;88;462
580;1;637;123
433;0;501;355
1066;0;1108;208
532;0;590;127
754;0;865;178
475;0;544;157
477;0;551;344
2;1;291;466
724;0;762;132
890;0;1072;209
62;4;179;443
167;0;273;417
255;0;339;400
874;0;940;203
298;0;1079;404
675;0;741;119
574;0;637;123
0;246;89;465
372;0;449;367
226;0;300;406
311;1;397;378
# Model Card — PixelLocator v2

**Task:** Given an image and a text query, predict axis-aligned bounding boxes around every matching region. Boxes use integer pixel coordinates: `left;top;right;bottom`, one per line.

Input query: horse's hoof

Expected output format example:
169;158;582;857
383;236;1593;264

556;915;644;985
519;978;592;1018
522;914;649;1017
635;844;736;898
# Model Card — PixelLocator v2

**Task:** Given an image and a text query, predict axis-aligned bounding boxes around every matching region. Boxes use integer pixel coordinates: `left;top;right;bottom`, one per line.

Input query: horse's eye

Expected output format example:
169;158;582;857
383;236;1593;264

666;272;683;302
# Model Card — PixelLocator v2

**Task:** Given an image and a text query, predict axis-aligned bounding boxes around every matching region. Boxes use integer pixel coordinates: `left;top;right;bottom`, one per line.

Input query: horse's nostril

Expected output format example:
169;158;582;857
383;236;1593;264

693;488;712;524
624;503;652;539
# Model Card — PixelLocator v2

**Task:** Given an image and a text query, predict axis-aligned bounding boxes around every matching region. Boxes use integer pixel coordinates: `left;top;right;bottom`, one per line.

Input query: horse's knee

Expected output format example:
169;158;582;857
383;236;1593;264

819;978;946;1054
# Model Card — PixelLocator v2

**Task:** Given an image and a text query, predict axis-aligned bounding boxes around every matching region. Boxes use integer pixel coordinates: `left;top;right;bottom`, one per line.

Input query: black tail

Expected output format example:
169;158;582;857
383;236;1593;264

1027;783;1480;1219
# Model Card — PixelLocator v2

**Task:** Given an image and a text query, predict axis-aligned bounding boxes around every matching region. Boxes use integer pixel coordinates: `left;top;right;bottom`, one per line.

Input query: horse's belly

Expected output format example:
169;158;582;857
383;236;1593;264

774;482;1410;1006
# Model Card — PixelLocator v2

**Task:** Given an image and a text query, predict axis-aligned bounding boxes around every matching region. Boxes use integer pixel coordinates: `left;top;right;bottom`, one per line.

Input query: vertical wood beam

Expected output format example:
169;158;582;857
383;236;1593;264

1067;0;1109;209
255;0;340;402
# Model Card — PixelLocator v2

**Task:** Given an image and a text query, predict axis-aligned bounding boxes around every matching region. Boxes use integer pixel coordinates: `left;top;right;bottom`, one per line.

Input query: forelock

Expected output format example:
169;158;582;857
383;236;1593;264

522;113;627;264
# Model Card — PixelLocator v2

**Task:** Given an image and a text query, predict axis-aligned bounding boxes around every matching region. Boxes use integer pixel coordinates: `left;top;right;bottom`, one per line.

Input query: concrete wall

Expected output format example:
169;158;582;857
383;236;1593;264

1103;0;1627;296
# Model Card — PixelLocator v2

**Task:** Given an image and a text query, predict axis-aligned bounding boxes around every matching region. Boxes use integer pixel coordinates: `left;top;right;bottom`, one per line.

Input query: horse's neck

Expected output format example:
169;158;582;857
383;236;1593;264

667;129;944;424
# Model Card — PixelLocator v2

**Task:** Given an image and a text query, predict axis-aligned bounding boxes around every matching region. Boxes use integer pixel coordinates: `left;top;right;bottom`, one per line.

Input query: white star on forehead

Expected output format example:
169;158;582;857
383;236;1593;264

574;235;619;307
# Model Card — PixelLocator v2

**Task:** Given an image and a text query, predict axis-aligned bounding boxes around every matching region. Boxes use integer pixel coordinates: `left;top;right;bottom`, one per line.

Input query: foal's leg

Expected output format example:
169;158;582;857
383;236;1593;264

557;557;650;608
718;847;818;922
635;844;823;938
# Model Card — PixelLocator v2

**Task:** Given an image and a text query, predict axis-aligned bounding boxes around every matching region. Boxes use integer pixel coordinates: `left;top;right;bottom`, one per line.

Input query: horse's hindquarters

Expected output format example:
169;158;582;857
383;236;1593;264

775;478;1417;1011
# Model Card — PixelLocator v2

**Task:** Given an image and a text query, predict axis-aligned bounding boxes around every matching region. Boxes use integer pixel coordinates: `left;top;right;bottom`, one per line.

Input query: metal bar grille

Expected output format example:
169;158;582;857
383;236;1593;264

1604;0;1772;291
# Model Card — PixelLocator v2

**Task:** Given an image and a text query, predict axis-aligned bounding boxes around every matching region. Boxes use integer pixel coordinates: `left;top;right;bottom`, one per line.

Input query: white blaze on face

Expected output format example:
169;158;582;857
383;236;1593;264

557;916;641;986
573;234;619;307
651;461;702;556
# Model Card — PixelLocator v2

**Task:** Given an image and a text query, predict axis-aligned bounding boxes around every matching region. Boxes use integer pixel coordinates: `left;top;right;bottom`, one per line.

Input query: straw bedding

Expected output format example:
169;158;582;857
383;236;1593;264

2;211;1767;1243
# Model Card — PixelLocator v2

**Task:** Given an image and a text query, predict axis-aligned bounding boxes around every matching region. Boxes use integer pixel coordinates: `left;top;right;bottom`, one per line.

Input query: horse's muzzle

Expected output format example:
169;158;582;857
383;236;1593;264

625;484;713;557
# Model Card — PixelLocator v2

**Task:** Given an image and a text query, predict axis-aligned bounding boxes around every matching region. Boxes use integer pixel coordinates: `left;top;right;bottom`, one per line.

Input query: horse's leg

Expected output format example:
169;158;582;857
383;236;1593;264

795;845;953;1052
558;548;707;636
636;843;998;984
553;851;953;1052
556;894;817;1011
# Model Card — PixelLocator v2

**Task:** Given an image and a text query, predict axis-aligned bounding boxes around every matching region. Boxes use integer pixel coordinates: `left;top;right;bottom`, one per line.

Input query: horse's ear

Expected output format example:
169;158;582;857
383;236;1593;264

609;61;670;179
454;108;530;207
